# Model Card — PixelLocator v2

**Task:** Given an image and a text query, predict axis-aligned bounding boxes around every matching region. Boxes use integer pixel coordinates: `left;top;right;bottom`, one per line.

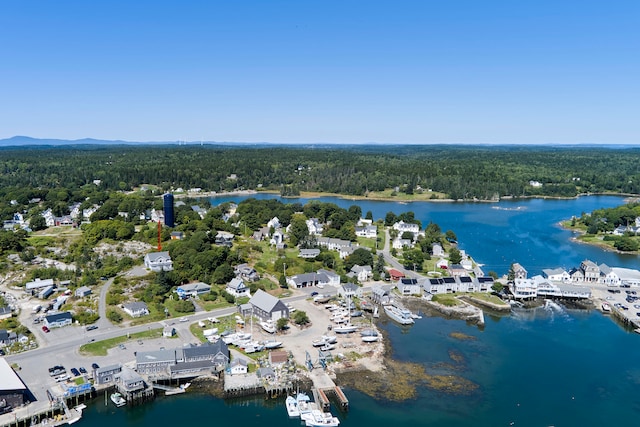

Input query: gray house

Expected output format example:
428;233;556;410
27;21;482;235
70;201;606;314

144;251;173;272
94;364;122;385
240;289;289;322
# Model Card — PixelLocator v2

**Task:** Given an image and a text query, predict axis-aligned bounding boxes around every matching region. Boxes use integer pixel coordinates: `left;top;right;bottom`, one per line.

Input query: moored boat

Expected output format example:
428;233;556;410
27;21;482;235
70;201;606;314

110;392;126;407
383;304;415;325
301;409;340;427
602;302;611;312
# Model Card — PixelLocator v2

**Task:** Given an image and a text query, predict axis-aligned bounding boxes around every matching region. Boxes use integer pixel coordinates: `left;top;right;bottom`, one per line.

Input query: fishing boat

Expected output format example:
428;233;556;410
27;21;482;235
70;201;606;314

285;391;312;418
383;304;415;325
110;392;126;407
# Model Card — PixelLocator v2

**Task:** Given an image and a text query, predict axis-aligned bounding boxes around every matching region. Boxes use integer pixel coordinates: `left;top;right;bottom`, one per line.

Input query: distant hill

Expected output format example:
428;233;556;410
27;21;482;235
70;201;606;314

0;135;162;147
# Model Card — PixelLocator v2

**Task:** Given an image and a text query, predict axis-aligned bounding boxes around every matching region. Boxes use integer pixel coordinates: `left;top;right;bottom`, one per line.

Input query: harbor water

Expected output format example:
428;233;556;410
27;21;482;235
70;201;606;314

77;194;639;426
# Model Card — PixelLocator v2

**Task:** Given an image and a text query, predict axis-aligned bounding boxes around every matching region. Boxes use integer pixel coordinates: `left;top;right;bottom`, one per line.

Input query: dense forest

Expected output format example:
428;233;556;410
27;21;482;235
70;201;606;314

2;145;640;217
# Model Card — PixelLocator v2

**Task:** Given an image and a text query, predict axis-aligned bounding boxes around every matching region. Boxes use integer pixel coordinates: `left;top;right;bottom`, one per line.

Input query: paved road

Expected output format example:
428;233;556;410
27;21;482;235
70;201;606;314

378;228;421;279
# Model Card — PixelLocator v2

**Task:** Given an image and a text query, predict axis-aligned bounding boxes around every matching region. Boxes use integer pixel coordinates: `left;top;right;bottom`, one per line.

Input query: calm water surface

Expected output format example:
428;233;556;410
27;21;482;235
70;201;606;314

79;195;639;426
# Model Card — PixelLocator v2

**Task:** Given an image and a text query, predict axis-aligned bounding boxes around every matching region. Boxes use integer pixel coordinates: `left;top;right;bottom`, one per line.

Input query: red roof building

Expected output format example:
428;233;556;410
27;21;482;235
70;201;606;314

388;269;405;281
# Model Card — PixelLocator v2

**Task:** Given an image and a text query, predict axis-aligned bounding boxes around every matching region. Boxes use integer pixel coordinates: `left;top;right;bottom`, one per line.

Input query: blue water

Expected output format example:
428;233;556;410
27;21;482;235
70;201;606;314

210;193;637;275
78;195;640;426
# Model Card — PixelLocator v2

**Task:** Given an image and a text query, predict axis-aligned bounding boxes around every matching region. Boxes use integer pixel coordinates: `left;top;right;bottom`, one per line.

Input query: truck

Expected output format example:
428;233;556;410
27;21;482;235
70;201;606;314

32;304;42;314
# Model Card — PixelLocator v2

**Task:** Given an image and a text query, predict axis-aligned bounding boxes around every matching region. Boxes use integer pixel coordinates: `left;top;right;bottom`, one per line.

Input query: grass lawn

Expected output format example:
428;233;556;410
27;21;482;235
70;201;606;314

431;293;462;307
79;328;164;356
466;292;507;305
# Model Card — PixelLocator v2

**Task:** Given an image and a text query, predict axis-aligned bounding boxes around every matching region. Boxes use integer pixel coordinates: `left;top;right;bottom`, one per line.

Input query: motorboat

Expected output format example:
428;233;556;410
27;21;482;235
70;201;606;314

319;342;335;351
301;409;340;427
383;304;415;325
260;320;276;334
286;395;300;417
285;391;312;418
312;335;338;347
601;302;611;312
110;392;126;407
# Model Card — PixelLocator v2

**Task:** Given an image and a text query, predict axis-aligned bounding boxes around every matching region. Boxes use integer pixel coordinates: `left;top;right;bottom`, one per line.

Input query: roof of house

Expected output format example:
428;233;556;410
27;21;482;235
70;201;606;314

543;268;567;276
250;289;287;313
45;311;72;323
350;265;372;274
136;349;178;365
342;282;359;292
76;286;92;294
388;269;404;277
230;358;248;367
178;282;211;292
145;251;171;262
122;301;148;312
269;350;289;364
0;306;11;316
0;358;27;391
183;341;229;359
227;278;246;290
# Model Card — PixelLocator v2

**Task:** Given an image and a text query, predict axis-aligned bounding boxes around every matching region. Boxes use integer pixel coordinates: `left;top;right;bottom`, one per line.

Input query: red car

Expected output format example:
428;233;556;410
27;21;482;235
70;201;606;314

42;325;50;333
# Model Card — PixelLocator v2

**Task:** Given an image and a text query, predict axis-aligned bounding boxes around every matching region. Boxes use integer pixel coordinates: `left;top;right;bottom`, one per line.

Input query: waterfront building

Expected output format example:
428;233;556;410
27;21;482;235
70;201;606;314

598;264;620;286
228;359;248;375
580;260;600;282
398;278;421;296
510;279;537;300
0;358;28;410
512;263;528;280
542;268;571;283
163;193;175;227
95;364;123;385
338;282;362;299
611;267;640;287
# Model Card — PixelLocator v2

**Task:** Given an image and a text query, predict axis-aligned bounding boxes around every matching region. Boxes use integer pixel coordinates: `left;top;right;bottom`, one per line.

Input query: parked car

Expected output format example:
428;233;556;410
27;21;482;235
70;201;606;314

310;291;319;297
70;368;80;377
42;325;50;333
91;363;100;370
86;325;98;331
79;367;87;374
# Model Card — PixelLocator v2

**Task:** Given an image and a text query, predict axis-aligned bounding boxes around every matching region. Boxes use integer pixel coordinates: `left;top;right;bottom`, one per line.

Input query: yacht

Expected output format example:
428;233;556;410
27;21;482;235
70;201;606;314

383;304;415;325
333;323;357;334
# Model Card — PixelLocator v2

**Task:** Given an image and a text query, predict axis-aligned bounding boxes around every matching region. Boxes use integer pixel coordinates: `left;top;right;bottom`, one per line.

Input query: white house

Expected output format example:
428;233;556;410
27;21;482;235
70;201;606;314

392;237;413;249
510;278;537;300
228;358;248;375
349;265;372;282
611;267;640;287
44;312;73;328
355;225;377;238
144;251;173;272
226;278;251;298
338;282;363;298
542;268;571;283
270;230;285;246
122;301;150;318
267;217;281;230
599;264;620;286
398;278;421;296
306;218;323;235
393;221;420;234
432;243;444;257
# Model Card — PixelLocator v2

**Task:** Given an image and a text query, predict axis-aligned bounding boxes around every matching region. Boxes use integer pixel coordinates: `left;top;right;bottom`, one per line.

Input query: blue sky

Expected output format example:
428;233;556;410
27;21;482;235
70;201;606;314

1;1;638;144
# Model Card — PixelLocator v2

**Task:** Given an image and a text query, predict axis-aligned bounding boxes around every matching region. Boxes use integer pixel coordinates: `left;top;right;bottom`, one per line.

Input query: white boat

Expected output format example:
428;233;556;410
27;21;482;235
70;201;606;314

260;320;277;334
602;302;611;312
312;335;337;347
110;392;126;407
319;342;335;351
286;395;300;417
383;304;415;325
264;340;283;349
285;392;312;418
360;329;379;342
373;306;379;318
301;409;340;427
333;323;357;334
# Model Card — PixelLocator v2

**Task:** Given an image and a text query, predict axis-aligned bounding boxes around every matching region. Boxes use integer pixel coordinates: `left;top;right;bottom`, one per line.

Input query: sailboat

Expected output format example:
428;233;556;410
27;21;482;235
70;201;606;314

333;295;357;334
